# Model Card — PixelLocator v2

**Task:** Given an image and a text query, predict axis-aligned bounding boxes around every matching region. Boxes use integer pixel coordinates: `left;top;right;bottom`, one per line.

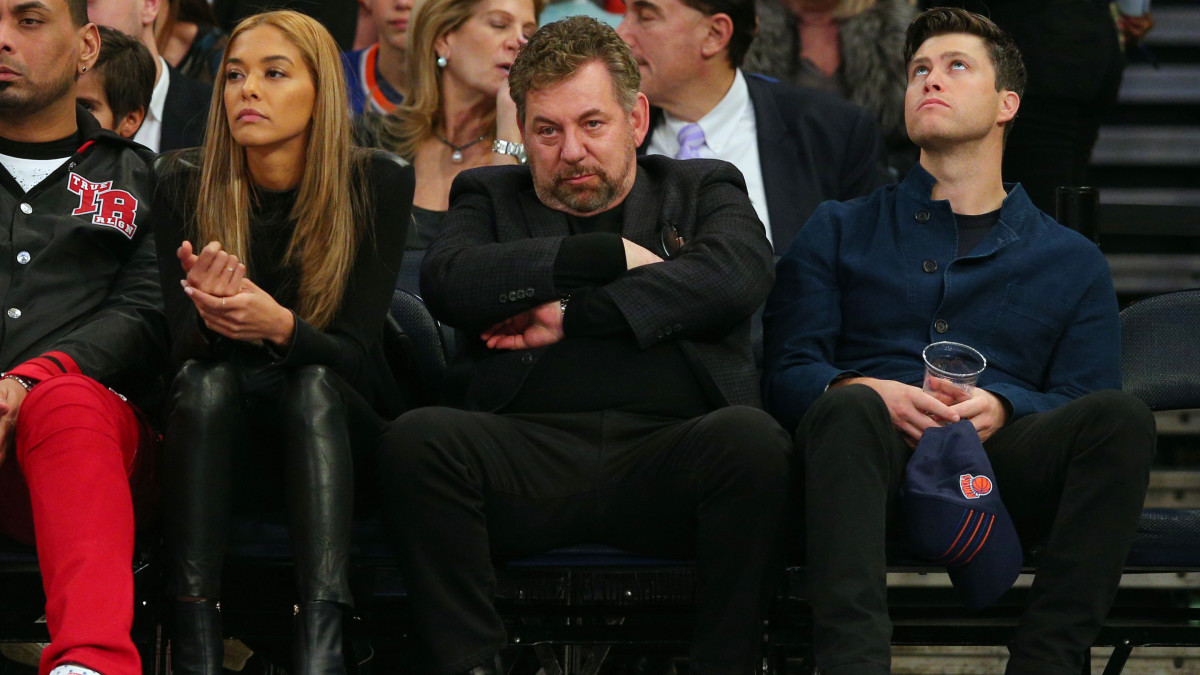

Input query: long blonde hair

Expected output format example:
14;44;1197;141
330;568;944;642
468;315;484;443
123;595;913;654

382;0;544;160
195;10;366;330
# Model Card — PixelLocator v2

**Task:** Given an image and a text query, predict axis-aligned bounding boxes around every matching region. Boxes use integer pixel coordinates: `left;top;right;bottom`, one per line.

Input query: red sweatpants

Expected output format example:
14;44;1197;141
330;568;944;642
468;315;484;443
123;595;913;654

0;374;155;675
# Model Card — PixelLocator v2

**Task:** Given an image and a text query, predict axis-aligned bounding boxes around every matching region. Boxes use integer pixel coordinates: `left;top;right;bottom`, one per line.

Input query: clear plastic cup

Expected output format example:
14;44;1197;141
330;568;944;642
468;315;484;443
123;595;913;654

922;341;987;395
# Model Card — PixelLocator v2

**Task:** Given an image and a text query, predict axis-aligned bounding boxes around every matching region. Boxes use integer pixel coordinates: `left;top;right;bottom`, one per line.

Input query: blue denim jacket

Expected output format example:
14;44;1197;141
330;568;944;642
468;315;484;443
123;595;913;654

763;164;1120;433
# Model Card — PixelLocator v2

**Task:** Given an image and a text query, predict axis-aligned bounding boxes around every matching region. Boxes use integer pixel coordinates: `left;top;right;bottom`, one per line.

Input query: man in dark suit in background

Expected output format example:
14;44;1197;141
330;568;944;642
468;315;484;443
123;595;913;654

376;16;791;675
618;0;889;254
87;0;209;151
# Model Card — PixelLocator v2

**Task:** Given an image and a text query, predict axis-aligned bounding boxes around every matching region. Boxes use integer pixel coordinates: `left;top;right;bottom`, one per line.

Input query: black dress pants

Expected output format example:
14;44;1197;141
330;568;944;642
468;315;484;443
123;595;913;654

377;405;793;675
799;385;1155;675
162;360;384;604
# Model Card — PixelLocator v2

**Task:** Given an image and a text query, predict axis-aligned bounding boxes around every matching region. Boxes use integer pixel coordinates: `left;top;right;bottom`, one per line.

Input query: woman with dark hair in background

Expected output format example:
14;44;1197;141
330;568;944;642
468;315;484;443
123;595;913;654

154;10;413;674
156;0;229;83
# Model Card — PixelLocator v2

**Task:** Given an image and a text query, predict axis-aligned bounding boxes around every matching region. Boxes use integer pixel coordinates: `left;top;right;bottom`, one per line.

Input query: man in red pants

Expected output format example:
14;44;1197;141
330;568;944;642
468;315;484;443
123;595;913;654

0;0;167;673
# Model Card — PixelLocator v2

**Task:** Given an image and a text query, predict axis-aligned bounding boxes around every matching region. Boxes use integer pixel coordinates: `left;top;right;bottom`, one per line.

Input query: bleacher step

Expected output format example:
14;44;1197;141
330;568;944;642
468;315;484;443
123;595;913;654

1153;410;1200;437
1092;127;1200;166
1100;188;1200;207
1144;7;1200;46
892;646;1200;674
1118;65;1200;104
1106;254;1200;295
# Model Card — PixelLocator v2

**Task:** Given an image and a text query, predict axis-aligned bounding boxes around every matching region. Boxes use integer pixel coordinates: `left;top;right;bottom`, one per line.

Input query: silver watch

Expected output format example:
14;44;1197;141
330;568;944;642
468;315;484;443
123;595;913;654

493;139;527;165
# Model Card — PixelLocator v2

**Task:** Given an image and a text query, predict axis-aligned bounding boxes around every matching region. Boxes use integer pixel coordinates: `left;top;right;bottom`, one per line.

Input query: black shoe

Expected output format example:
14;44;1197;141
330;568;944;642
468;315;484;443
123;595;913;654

170;599;223;675
293;601;347;675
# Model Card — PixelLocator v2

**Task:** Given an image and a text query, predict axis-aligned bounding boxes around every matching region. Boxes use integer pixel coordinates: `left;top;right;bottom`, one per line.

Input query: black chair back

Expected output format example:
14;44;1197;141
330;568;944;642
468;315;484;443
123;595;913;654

1120;288;1200;411
386;289;450;405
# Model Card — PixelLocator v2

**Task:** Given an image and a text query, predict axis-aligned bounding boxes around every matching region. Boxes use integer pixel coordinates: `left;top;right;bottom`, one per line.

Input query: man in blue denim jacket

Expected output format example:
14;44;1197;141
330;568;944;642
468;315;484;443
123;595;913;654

763;9;1157;675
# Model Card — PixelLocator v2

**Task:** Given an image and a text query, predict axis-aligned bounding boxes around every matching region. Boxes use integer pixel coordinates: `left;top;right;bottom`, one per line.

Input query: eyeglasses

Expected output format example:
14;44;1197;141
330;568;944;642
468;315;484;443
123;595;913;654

660;222;686;260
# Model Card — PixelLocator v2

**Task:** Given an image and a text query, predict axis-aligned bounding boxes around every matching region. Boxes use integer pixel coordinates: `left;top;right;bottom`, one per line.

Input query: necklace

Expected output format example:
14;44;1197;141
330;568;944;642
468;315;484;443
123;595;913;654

434;133;486;163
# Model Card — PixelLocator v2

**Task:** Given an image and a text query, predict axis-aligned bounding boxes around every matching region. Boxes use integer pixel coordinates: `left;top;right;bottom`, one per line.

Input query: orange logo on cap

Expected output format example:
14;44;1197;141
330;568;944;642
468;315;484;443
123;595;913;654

960;474;993;499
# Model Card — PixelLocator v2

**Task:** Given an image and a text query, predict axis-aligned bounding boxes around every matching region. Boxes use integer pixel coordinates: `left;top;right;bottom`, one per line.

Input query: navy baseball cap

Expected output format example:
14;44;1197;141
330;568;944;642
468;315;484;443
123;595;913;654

901;420;1023;610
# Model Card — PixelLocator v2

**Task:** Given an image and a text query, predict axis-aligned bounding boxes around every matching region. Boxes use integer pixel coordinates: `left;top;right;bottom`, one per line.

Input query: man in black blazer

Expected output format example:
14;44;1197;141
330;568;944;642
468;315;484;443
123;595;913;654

619;0;889;254
87;0;210;152
377;17;791;675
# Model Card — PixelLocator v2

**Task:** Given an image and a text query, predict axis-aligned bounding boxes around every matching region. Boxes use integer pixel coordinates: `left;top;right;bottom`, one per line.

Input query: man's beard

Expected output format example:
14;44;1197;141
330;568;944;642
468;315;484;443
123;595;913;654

0;63;75;118
547;164;622;213
533;139;635;215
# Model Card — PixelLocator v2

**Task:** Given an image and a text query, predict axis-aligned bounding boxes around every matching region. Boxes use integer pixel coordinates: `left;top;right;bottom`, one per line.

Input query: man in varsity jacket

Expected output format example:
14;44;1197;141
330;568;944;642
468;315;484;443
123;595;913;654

0;1;168;674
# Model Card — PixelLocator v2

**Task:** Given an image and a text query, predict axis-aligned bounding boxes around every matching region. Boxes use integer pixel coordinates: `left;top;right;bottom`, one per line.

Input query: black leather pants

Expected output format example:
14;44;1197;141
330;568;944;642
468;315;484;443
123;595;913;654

163;360;380;604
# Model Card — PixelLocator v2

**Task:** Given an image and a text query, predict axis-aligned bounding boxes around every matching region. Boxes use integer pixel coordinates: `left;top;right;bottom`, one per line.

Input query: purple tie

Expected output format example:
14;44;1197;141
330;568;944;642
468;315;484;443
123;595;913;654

675;123;706;160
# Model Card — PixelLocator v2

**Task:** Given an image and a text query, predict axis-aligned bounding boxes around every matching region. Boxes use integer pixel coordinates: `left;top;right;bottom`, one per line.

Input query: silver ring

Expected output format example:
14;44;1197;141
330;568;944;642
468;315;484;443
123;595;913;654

226;266;235;272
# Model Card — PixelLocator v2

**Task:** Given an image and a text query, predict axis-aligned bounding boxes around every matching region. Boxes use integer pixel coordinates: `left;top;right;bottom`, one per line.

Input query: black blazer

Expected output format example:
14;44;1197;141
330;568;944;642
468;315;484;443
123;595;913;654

642;72;889;254
421;155;776;412
161;63;211;152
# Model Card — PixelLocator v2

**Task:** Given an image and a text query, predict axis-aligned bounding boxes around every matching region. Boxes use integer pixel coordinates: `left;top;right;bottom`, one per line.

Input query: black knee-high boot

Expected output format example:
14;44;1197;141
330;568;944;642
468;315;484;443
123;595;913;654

170;599;223;675
280;366;358;675
163;361;243;675
294;600;348;675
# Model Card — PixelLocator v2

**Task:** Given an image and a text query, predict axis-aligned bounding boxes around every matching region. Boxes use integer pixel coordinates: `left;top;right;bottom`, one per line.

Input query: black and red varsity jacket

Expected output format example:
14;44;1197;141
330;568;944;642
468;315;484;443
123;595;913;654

0;107;168;417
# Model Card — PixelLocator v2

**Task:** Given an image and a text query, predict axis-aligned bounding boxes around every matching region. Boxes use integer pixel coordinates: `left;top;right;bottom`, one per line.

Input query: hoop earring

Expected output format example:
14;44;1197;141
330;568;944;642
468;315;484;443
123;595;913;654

436;55;448;68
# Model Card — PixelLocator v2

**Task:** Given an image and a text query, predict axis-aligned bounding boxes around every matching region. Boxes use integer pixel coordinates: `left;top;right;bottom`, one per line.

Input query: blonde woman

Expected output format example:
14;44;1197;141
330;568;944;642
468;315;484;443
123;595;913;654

153;11;414;675
376;0;542;251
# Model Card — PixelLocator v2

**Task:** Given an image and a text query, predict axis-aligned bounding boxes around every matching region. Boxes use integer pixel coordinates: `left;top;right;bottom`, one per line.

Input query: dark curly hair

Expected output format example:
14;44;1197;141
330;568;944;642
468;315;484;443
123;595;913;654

508;16;641;126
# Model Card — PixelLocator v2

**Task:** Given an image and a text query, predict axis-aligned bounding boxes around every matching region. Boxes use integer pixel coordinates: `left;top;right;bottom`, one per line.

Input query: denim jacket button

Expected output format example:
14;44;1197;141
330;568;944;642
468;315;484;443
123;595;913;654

922;259;938;273
915;210;931;223
934;318;949;334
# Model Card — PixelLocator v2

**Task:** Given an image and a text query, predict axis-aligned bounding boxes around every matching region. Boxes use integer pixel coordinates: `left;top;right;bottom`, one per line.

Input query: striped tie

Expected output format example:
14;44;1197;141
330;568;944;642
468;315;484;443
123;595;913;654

675;123;706;160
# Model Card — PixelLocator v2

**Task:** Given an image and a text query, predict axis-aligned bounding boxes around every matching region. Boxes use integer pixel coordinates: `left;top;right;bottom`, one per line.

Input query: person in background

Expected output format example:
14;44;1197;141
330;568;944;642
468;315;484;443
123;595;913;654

744;0;919;174
213;0;358;49
353;1;379;49
87;0;212;151
539;0;621;28
155;0;229;84
153;10;413;675
369;0;541;293
342;0;413;116
0;0;167;673
78;26;157;138
617;0;888;255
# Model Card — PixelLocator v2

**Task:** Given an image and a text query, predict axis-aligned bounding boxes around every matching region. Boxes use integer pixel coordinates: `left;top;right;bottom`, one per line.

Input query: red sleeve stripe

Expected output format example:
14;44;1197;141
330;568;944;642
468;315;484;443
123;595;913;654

43;352;79;373
5;352;82;382
43;354;67;373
